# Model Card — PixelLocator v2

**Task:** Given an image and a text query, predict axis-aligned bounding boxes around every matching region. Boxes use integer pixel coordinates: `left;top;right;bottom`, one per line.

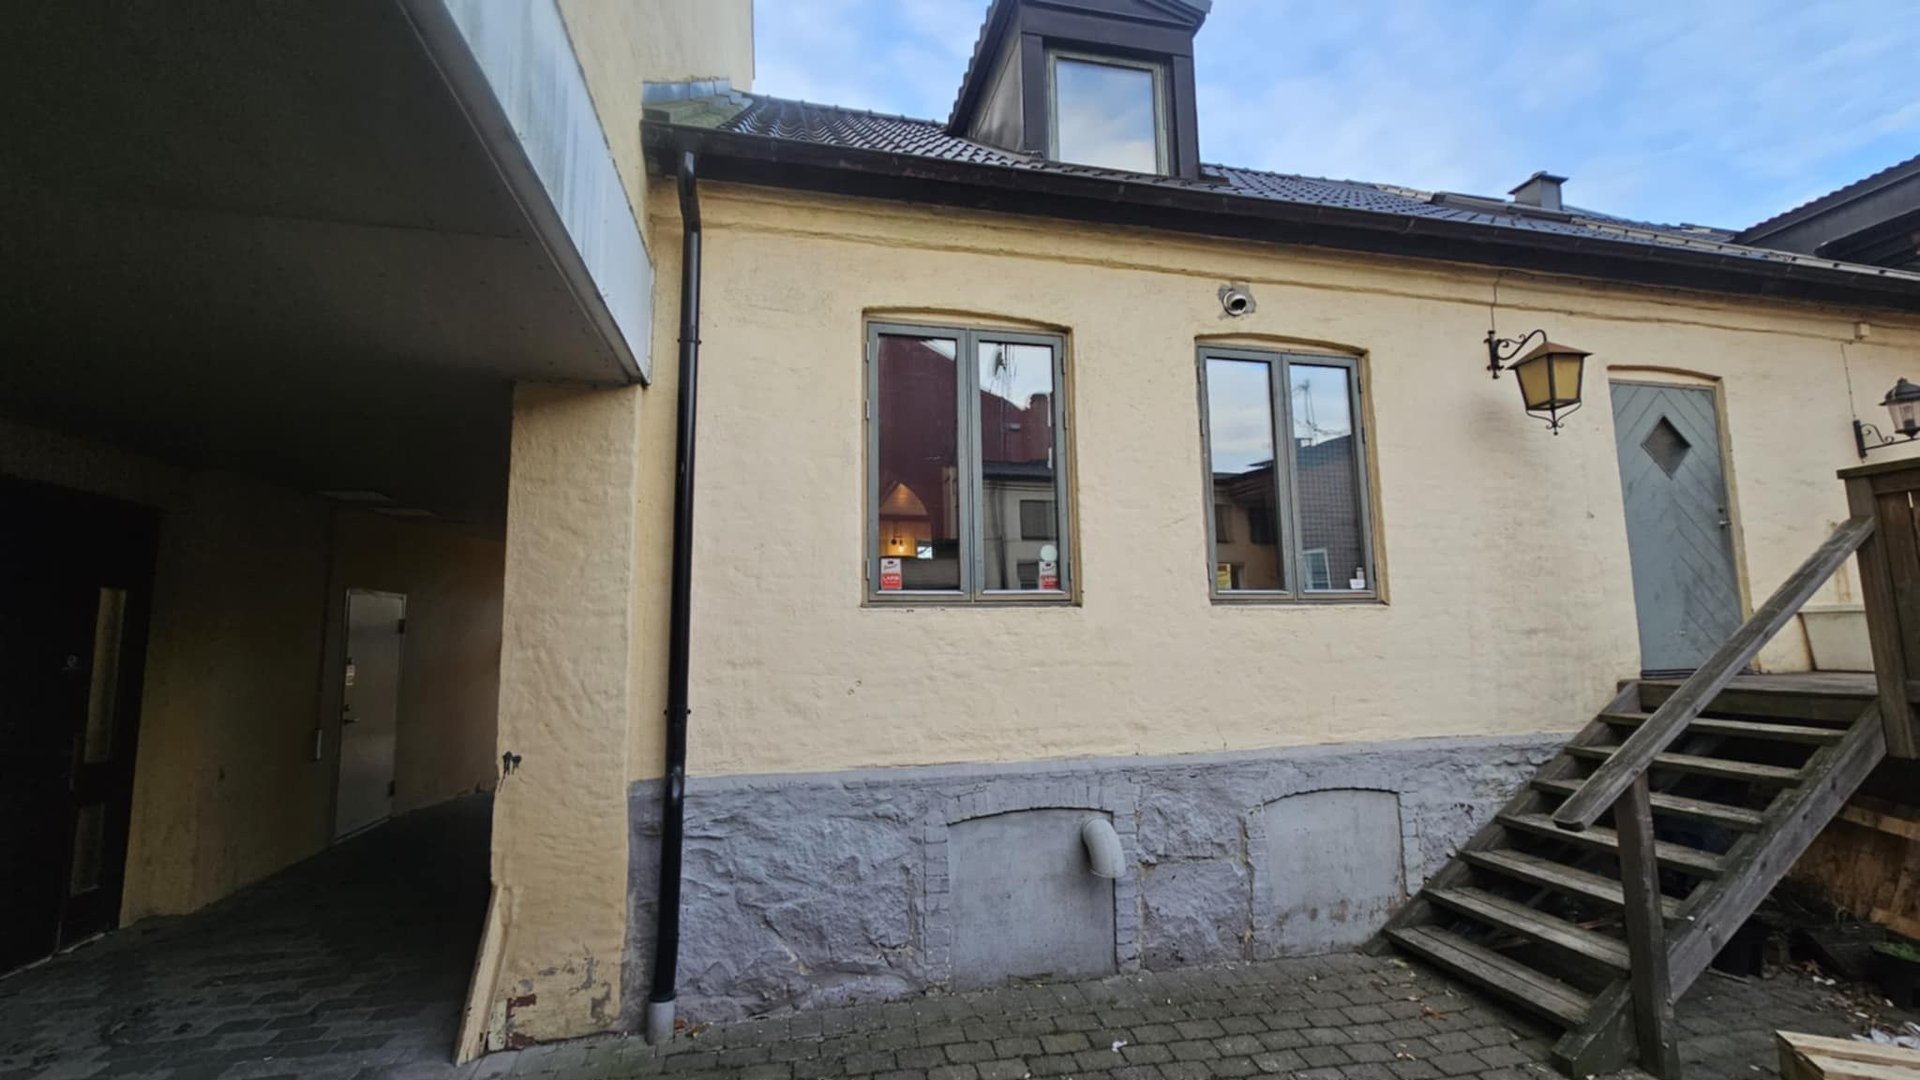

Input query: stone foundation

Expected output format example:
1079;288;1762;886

624;733;1560;1026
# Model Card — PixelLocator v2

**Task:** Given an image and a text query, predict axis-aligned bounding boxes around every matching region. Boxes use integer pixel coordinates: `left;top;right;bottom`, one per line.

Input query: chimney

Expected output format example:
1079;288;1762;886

1510;171;1568;211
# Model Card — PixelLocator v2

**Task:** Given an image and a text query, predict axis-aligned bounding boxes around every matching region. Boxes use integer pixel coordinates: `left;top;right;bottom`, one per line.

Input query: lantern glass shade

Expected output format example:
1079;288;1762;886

1883;378;1920;436
1510;342;1590;412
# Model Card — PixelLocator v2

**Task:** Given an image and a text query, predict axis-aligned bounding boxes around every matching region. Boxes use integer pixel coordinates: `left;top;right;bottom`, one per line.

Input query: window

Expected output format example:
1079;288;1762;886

1019;499;1057;540
1200;348;1374;599
870;323;1070;599
1049;52;1166;174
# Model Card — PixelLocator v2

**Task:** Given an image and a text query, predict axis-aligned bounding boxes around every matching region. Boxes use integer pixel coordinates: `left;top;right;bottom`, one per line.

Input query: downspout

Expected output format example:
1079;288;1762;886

646;149;701;1045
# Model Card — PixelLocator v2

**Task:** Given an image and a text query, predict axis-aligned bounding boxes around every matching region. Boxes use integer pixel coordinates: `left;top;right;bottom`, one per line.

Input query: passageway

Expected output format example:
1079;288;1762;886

0;797;490;1079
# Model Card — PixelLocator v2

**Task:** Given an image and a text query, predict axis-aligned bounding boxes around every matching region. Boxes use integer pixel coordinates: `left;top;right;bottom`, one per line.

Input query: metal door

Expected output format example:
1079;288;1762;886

334;590;405;840
1611;382;1743;674
0;479;155;973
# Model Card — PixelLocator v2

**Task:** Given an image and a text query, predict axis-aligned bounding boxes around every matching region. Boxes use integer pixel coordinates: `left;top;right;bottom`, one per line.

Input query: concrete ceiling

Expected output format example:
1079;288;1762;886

0;1;638;525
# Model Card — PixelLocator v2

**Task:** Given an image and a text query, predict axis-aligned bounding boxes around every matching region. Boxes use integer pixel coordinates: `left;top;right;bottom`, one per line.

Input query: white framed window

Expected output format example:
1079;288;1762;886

868;323;1071;600
1198;347;1376;600
1047;51;1168;175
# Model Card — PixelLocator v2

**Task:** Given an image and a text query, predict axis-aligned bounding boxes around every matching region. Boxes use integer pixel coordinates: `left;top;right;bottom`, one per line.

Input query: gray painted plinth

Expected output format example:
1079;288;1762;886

625;732;1559;1026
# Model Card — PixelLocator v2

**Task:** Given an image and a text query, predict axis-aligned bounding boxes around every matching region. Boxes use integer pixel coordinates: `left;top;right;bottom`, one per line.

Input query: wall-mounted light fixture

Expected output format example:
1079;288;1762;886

1855;378;1920;459
1486;328;1590;433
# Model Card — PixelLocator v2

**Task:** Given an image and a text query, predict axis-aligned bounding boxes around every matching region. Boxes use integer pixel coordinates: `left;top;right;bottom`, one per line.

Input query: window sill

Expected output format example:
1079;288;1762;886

865;593;1076;609
1209;592;1384;607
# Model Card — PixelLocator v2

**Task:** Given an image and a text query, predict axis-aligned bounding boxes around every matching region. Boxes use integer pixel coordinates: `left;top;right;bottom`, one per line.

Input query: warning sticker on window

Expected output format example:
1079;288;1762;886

880;557;903;591
1037;559;1059;591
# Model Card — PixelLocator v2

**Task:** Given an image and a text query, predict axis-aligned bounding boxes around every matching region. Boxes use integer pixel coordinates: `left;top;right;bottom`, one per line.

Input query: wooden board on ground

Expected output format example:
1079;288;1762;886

1778;1031;1920;1080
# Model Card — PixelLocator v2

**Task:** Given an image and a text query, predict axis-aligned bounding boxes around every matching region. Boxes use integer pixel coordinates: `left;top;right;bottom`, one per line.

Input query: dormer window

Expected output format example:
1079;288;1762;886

1049;52;1167;174
947;0;1209;181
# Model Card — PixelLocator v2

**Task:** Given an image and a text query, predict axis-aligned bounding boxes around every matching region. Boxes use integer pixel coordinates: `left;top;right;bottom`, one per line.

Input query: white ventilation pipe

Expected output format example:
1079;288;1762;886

1080;816;1126;879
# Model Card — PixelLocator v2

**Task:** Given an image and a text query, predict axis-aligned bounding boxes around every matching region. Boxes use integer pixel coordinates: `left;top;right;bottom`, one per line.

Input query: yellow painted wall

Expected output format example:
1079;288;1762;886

557;0;754;256
628;183;1920;783
468;1;754;1048
487;383;643;1044
0;420;504;923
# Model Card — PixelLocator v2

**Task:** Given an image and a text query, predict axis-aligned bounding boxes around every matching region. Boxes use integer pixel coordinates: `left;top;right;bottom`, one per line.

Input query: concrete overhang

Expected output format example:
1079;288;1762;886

0;0;652;525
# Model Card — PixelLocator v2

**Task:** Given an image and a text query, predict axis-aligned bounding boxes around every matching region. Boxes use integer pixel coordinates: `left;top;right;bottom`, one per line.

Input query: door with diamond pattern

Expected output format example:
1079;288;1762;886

1611;381;1743;674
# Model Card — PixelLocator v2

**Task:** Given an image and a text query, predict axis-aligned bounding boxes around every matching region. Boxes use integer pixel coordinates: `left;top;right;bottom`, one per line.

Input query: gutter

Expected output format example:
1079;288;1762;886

645;149;701;1045
641;123;1920;315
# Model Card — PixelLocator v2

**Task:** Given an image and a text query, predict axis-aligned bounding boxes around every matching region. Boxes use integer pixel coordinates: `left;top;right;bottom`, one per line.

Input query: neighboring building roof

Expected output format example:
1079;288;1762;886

642;86;1920;312
1740;152;1920;243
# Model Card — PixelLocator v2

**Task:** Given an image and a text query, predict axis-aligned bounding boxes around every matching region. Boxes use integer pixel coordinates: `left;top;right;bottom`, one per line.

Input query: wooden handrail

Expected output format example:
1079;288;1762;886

1551;515;1876;831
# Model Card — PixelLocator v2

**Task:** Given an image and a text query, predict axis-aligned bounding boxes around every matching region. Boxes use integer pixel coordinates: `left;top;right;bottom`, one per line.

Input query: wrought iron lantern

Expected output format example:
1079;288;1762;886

1485;329;1590;433
1854;377;1920;458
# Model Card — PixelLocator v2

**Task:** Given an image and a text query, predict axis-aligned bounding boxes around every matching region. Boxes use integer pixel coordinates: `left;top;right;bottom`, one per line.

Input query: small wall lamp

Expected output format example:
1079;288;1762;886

1854;378;1920;459
1486;328;1591;433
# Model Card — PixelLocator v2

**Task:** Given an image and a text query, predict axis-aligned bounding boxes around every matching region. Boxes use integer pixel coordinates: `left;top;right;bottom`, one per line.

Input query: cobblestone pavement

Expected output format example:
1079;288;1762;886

0;795;490;1080
3;791;1913;1080
481;956;1920;1080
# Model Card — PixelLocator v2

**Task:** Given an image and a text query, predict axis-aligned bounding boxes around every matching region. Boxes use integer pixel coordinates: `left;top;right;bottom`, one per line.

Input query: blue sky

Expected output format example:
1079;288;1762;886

752;0;1920;230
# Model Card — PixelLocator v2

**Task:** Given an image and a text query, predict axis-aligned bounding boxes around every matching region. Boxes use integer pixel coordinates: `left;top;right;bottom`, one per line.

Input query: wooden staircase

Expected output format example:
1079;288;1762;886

1381;677;1884;1075
1379;500;1918;1077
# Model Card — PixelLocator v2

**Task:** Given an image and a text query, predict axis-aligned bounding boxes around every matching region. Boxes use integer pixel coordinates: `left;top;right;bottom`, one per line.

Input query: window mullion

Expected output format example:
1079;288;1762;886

961;330;982;599
1273;357;1302;596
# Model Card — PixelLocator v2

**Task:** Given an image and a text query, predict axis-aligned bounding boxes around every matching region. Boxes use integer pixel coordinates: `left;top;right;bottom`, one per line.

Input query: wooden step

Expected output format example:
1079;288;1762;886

1464;849;1684;919
1636;679;1870;725
1386;925;1593;1028
1597;711;1844;744
1532;777;1766;831
1427;886;1630;970
1499;813;1725;877
1564;744;1803;784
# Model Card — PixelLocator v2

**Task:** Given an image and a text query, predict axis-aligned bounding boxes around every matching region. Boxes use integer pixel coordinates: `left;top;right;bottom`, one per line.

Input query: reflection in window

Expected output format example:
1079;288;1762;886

1051;55;1164;173
871;327;1070;598
979;342;1058;591
1203;352;1373;597
876;335;962;591
1290;365;1366;592
1205;358;1282;590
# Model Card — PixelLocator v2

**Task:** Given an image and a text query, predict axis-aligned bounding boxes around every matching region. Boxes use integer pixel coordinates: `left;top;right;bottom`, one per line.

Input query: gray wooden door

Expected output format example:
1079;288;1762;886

1611;382;1743;673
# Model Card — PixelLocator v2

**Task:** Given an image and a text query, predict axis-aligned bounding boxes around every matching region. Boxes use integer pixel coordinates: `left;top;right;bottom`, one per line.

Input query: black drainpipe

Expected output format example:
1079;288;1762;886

646;149;701;1045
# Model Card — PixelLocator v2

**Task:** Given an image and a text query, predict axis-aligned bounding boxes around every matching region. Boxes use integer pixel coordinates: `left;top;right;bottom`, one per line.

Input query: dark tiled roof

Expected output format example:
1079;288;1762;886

697;93;1920;282
1739;152;1920;241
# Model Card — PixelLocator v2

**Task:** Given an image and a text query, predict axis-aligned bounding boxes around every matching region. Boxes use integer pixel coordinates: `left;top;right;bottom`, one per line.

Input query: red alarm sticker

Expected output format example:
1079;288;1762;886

880;557;903;591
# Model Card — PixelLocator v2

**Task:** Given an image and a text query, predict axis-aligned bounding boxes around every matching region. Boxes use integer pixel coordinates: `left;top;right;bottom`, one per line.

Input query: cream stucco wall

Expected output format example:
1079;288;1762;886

629;183;1920;783
0;420;504;923
486;383;645;1045
557;0;753;255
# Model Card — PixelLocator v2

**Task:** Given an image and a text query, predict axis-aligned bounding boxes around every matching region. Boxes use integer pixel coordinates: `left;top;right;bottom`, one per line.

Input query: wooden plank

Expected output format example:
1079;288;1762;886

1387;925;1592;1028
1428;886;1630;969
1500;812;1725;877
1464;849;1684;918
1600;711;1845;744
1838;803;1920;841
1638;680;1868;724
1849;474;1920;760
1780;1032;1920;1069
1618;776;1681;1078
1533;777;1765;830
1668;709;1888;988
1554;515;1875;830
1779;1032;1920;1080
1564;744;1803;784
1372;683;1645;947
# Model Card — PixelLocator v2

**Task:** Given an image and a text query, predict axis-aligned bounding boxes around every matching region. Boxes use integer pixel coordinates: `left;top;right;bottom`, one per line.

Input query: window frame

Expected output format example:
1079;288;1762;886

1045;49;1170;175
866;321;1073;603
1196;346;1378;604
